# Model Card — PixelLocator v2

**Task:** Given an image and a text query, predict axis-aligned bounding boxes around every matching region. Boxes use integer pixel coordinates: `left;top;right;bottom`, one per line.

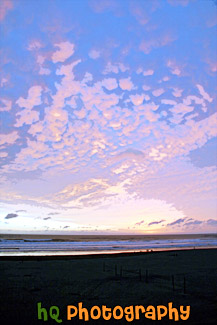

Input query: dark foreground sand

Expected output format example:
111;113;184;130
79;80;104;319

0;249;217;324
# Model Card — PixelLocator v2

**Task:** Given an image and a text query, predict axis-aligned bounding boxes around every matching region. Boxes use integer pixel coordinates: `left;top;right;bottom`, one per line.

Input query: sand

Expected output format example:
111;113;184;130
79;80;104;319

0;249;217;324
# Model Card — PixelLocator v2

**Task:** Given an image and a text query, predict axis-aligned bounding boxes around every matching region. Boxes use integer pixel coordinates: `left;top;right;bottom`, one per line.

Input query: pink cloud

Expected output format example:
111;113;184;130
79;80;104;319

16;110;40;127
0;98;12;111
16;86;43;109
52;42;75;63
161;99;177;106
102;78;118;90
103;62;119;74
73;108;87;119
0;131;18;146
102;62;128;75
171;103;194;115
152;88;165;97
172;88;183;97
183;95;204;106
28;121;44;136
130;94;145;106
119;77;134;91
196;84;213;103
36;55;51;75
39;67;51;75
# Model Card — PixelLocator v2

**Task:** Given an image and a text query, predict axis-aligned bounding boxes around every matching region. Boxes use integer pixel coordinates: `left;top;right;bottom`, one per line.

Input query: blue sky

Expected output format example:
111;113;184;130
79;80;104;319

0;0;217;234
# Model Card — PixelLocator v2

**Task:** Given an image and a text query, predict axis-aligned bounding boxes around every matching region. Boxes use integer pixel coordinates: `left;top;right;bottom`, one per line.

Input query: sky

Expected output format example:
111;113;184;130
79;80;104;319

0;0;217;234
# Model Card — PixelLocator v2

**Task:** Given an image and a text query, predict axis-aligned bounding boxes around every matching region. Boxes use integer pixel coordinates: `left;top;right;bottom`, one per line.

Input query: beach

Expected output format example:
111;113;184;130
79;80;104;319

0;248;217;324
1;234;217;256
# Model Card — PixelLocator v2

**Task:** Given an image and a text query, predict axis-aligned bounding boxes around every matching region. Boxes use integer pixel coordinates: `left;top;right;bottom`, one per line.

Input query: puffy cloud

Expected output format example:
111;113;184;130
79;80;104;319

102;78;118;90
39;67;51;75
16;86;43;109
130;94;145;106
183;95;204;106
37;55;51;75
172;88;183;97
52;42;75;63
171;103;194;115
103;62;128;75
103;62;119;74
143;102;159;111
5;213;18;219
119;78;134;91
152;88;165;97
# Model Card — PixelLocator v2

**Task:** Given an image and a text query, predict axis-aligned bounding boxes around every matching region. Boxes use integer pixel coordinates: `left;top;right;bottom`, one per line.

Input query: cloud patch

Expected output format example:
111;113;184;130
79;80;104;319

135;220;144;226
167;218;186;226
52;42;75;63
5;213;18;219
148;219;165;226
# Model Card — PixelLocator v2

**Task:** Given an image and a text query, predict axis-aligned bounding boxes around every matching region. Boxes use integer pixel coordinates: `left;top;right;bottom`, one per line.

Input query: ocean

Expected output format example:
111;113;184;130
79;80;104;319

0;234;217;256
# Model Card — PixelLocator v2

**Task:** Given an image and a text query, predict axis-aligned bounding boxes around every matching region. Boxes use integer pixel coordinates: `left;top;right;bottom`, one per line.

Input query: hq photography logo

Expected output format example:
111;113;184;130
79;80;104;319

37;302;190;322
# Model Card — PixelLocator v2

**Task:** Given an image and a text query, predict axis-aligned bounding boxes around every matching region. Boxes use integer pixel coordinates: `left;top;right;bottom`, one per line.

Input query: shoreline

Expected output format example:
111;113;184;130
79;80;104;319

1;246;216;261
